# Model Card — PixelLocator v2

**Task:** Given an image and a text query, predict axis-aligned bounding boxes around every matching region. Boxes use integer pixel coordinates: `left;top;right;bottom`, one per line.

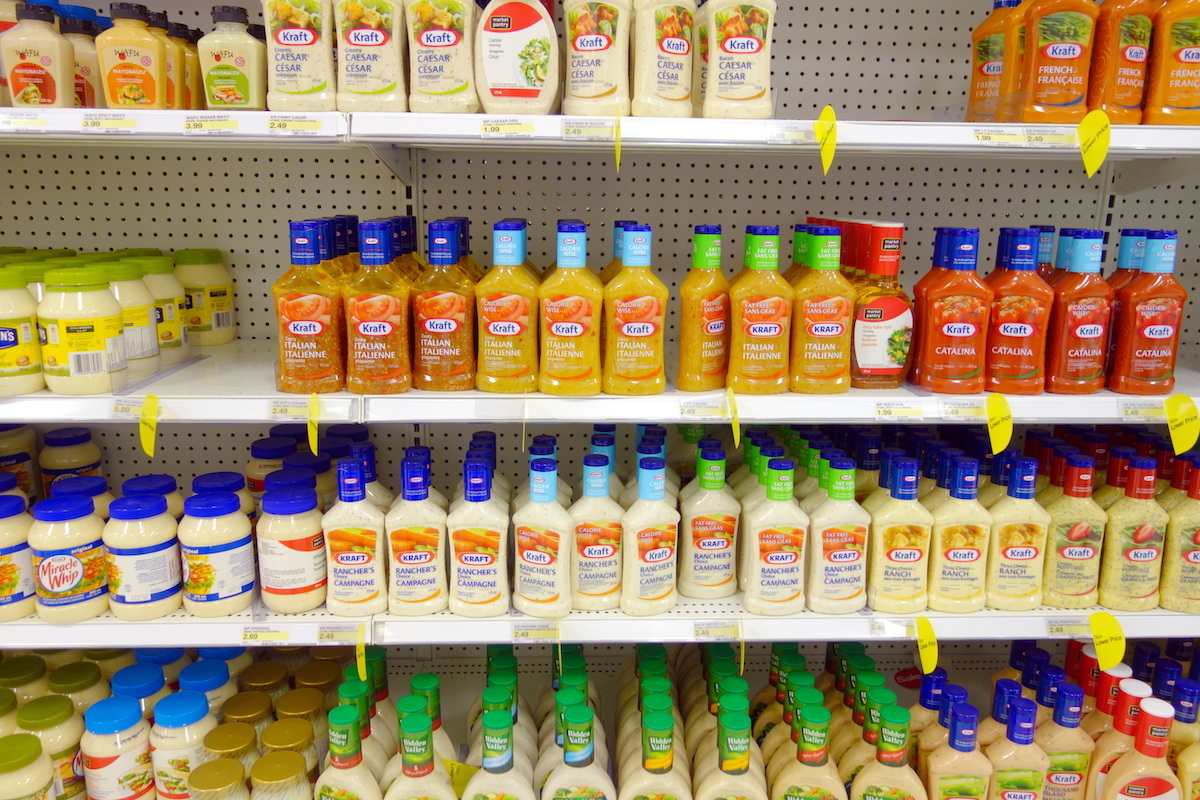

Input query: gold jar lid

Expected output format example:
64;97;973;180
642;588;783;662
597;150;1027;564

310;646;352;665
204;722;257;759
261;718;314;753
238;661;287;694
294;662;340;694
250;751;307;789
188;758;246;799
275;688;323;722
221;691;272;725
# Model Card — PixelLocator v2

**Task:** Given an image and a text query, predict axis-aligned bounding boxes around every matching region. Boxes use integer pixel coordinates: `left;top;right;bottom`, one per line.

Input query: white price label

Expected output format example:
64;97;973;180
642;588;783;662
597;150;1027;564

184;115;238;134
1046;617;1090;638
768;122;816;145
269;399;309;417
692;619;740;642
81;113;136;132
867;617;914;638
875;401;925;420
1024;127;1075;148
562;119;614;141
679;396;727;419
939;398;986;420
0;112;47;131
481;118;534;138
1118;399;1166;422
242;626;289;643
267;115;324;134
111;397;145;419
511;619;558;642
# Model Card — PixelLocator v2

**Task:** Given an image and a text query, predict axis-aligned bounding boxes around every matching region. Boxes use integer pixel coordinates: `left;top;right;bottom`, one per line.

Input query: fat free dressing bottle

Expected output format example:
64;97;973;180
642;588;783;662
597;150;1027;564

807;457;869;614
743;457;807;615
679;447;740;599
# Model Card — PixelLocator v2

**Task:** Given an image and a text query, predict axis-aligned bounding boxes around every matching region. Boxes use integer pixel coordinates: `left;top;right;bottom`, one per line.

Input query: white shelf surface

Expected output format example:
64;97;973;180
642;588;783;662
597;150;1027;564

0;108;347;143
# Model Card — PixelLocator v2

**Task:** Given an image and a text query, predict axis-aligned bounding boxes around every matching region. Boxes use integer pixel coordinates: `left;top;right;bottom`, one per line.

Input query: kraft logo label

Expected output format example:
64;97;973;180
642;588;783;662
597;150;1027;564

1074;323;1104;339
423;318;459;333
1185;550;1200;564
942;322;977;337
887;548;923;562
945;548;980;562
276;27;316;45
697;538;730;551
1060;545;1096;560
980;60;1003;75
660;36;689;55
1003;546;1038;560
550;321;585;337
643;546;672;563
764;551;798;565
487;321;522;336
704;319;726;335
621;322;655;337
1043;42;1083;59
826;549;861;563
1125;547;1159;562
420;29;460;47
357;320;394;336
1177;46;1200;63
575;33;612;51
335;551;373;565
294;236;311;245
998;322;1035;337
722;35;762;53
1122;44;1147;62
1142;324;1174;339
287;320;324;336
581;544;615;559
1048;774;1082;786
459;551;495;565
399;551;433;565
747;322;783;337
521;549;553;565
807;322;845;337
347;28;388;45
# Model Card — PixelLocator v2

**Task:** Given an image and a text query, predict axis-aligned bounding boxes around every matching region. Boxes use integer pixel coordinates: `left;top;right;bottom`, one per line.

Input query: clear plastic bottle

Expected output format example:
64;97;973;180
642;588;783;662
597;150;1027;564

387;456;449;616
174;249;236;346
512;457;573;619
568;454;624;610
620;456;681;616
322;458;386;617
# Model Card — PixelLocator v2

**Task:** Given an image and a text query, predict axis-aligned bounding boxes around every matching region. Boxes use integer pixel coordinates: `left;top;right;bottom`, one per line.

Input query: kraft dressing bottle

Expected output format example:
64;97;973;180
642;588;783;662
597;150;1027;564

742;457;807;615
866;457;933;614
569;454;624;610
620;456;681;616
386;457;448;616
927;458;993;613
1034;684;1093;800
680;447;740;599
807;457;869;614
446;457;510;617
985;456;1051;611
512;458;573;619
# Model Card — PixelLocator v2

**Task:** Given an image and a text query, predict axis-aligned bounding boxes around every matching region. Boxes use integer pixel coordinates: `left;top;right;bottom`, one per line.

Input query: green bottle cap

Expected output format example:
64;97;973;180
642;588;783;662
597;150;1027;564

480;686;511;715
555;688;586;747
641;693;674;718
0;733;42;774
641;710;675;774
862;687;897;744
396;694;425;720
794;687;825;712
797;705;831;766
694;232;722;270
707;661;738;713
481;709;514;774
400;713;434;778
0;656;45;688
717;711;752;774
563;705;595;767
876;706;911;766
327;705;362;768
678;424;706;443
718;693;750;716
719;676;748;699
16;695;75;730
769;642;800;685
551;643;580;684
48;662;101;695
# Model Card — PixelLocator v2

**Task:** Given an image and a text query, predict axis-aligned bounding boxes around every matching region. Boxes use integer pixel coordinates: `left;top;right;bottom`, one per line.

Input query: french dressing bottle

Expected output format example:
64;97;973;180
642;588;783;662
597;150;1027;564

1098;456;1168;611
1019;0;1099;123
790;226;855;394
604;224;668;395
1087;0;1154;123
680;447;740;599
925;703;993;800
967;0;1022;121
849;706;927;800
678;225;731;392
412;220;476;391
728;226;793;395
512;458;573;619
274;220;345;393
621;456;681;616
1041;454;1106;609
446;457;510;618
539;221;603;396
476;220;539;394
985;456;1050;611
1143;0;1200;125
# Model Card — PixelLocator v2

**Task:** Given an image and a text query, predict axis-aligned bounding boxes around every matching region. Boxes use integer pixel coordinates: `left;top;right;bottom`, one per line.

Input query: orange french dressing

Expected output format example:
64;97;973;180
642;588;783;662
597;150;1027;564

1046;229;1114;394
412;220;476;391
968;0;1024;121
1109;230;1189;395
984;228;1016;286
539;220;604;396
790;225;856;395
676;224;730;392
344;220;411;394
985;227;1054;394
1143;0;1200;124
907;228;954;387
997;0;1030;121
1020;0;1100;123
274;220;345;394
1087;0;1155;124
728;225;792;395
914;228;994;395
476;219;539;393
603;224;668;395
851;222;914;390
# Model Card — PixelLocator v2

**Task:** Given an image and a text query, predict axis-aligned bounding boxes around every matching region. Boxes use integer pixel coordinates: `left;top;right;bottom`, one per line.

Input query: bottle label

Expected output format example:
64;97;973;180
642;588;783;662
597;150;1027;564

930;523;988;598
120;303;159;362
0;450;34;496
336;0;400;95
105;539;182;606
987;294;1049;381
183;285;234;332
181;535;256;602
734;294;791;380
566;2;622;99
1055;297;1109;380
1113;15;1151;108
1104;522;1163;599
149;741;205;800
326;526;384;605
0;541;34;607
414;290;472;379
687;513;737;588
1164;20;1200;111
41;461;101;500
6;48;60;105
853;296;913;376
100;45;159;105
258;532;328;595
5;779;52;800
1169;522;1200;602
1189;777;1200;800
814;524;866;602
201;47;251;106
990;522;1046;598
450;527;504;605
38;315;125;379
709;4;770;101
573;520;621;598
479;2;556;98
541;294;598;381
266;4;331;95
1125;297;1184;382
936;775;987;800
1045;520;1101;599
152;295;185;350
646;4;692;100
687;290;730;377
862;789;914;800
994;769;1047;800
1043;751;1090;800
478;291;536;379
551;789;609;800
970;32;1005;109
346;292;410;385
49;743;84;800
633;523;678;601
926;295;988;380
0;314;42;377
515;524;566;604
1029;12;1093;108
81;731;154;800
794;294;853;380
753;525;804;602
1115;778;1178;800
32;540;107;607
782;787;841;800
408;0;472;99
875;522;931;599
277;291;341;382
609;294;665;381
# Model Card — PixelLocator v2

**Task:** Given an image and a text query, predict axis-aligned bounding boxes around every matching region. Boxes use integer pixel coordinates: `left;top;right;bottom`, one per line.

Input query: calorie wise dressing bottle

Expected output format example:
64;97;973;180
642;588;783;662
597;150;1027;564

849;706;927;800
569;454;624;610
680;447;740;599
412;220;476;391
728;226;793;395
866;456;933;614
1045;229;1113;394
1086;0;1154;124
790;226;855;394
984;228;1054;395
621;456;681;616
914;229;994;394
476;219;539;393
928;458;994;613
512;458;573;619
274;220;344;393
807;457;869;614
742;457;808;615
539;221;603;396
1109;230;1189;395
678;225;731;392
386;457;448;616
322;458;388;617
985;456;1051;611
345;220;412;395
604;224;668;395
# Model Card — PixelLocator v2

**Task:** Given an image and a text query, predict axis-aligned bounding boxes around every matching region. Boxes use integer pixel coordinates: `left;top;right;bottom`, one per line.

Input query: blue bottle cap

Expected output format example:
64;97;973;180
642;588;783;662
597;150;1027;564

1144;231;1178;274
1007;457;1039;500
890;457;920;501
1004;229;1039;271
349;443;377;483
936;448;964;490
111;663;164;699
1068;230;1103;274
198;647;246;662
289;221;320;266
1172;678;1200;725
1033;225;1056;265
122;474;177;497
264;468;316;493
918;667;948;710
992;679;1023;722
153;691;210;729
327;423;368;443
108;495;168;521
1154;658;1183;701
582;455;609;498
192;472;246;494
1166;640;1194;662
877;448;905;492
283;451;331;475
920;439;949;479
359;221;394;266
746;225;780;236
1053;683;1085;728
948;229;981;271
401;457;430;502
995;228;1014;271
1036;665;1066;709
463;459;492;503
1006;698;1037;745
85;696;143;735
135;648;185;667
856;434;882;470
178;660;229;694
0;473;15;494
182;492;241;518
696;224;721;235
529;458;558;504
53;476;108;499
261;488;319;516
949;703;979;752
1009;640;1036;670
948;457;980;500
493;219;527;267
1117;230;1148;272
268;424;307;444
316;437;352;460
335;458;366;504
406;445;432;463
939;685;969;728
1021;648;1051;690
0;495;24;519
427;221;461;266
32;496;94;521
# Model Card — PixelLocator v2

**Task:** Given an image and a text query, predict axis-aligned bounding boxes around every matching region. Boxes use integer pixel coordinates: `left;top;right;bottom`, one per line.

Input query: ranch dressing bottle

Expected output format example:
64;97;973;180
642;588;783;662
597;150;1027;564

621;456;681;615
447;456;510;617
462;710;537;800
263;0;335;110
386;457;448;616
512;458;573;619
807;457;869;614
382;713;454;800
352;442;394;511
927;458;993;613
562;0;632;115
742;457;808;616
741;445;787;515
322;458;387;617
617;709;691;800
840;687;900;792
543;705;616;800
694;711;767;800
409;673;457;767
985;456;1051;610
316;706;382;800
680;447;740;599
569;454;624;611
867;457;933;613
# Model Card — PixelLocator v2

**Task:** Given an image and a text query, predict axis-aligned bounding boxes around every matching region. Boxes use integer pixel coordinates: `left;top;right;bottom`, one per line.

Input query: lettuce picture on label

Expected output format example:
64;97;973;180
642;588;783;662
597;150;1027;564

268;0;324;35
519;37;551;86
409;0;466;37
338;0;395;33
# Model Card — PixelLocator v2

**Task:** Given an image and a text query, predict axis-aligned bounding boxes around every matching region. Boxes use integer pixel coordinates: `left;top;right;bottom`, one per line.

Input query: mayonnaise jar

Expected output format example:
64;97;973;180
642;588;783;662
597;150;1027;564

0;494;35;622
0;690;18;736
122;474;184;520
178;493;255;618
103;262;160;381
135;648;191;691
28;497;108;624
102;495;182;621
180;660;237;721
204;722;261;779
37;267;128;395
150;691;218;800
110;664;169;722
0;656;49;707
193;472;256;524
47;663;108;715
245;439;296;499
129;256;189;366
239;662;289;705
222;692;275;743
80;650;135;682
37;429;102;501
16;695;84;800
80;696;154;800
257;488;327;614
174;249;236;346
52;476;113;520
34;653;83;672
0;270;45;396
0;732;55;800
281;452;335;509
275;688;328;764
0;423;40;499
199;647;254;682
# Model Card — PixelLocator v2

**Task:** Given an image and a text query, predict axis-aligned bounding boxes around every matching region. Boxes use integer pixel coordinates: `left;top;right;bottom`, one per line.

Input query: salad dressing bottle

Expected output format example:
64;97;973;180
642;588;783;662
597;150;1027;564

754;652;806;743
1162;464;1200;612
978;680;1023;751
927;458;993;613
569;454;625;610
806;457;869;614
476;220;539;393
1098;698;1181;800
799;446;843;514
1109;231;1189;395
984;698;1048;800
604;224;668;395
770;705;848;800
274;220;345;393
539;221;604;396
985;456;1051;610
339;680;391;778
382;713;456;800
621;456;681;616
446;457;511;617
412;220;476;391
752;643;799;722
1098;456;1168;611
693;711;768;800
839;686;899;791
862;448;905;514
917;685;970;785
543;706;616;800
921;447;964;513
728;226;793;395
1093;446;1135;511
410;674;457;765
908;668;948;766
353;442;395;511
741;444;786;515
322;458;388;617
761;671;816;769
316;705;383;800
866;457;933;613
1034;684;1094;800
829;671;885;763
1085;679;1154;800
512;458;573;619
849;707;927;800
1033;667;1067;728
386;457;448;616
790;226;855;394
680;447;740;599
925;703;993;800
617;709;693;800
978;450;1014;509
678;225;731;392
1042;455;1106;609
742;458;808;615
1082;665;1135;741
461;709;538;800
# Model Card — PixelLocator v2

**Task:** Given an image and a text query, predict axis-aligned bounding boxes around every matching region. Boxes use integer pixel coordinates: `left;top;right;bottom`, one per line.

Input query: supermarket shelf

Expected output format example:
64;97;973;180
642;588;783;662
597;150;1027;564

0;108;348;144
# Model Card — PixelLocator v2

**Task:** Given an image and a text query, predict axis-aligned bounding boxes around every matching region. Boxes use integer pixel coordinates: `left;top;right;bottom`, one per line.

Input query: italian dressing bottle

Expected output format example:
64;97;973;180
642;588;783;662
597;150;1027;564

743;457;808;615
680;447;740;598
447;457;510;617
461;709;537;800
849;706;927;800
513;458;573;618
807;457;869;614
383;712;456;800
569;454;624;610
603;224;668;395
728;226;793;395
927;458;993;613
476;219;539;394
412;220;476;391
677;225;730;392
322;458;388;617
316;705;383;800
386;457;448;616
539;221;603;396
621;456;681;616
1034;684;1093;800
866;456;932;614
985;456;1050;610
543;705;616;800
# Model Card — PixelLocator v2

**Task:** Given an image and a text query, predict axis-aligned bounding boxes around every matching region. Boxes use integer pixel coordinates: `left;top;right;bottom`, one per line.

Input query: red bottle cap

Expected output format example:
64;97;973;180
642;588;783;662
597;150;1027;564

1063;456;1096;499
1107;449;1134;489
1065;639;1087;681
1113;679;1154;736
866;223;905;278
1096;665;1133;716
1189;464;1200;502
1173;454;1193;492
1136;431;1159;458
1125;460;1158;500
1082;434;1110;471
1133;697;1175;758
1078;647;1101;700
1157;448;1175;483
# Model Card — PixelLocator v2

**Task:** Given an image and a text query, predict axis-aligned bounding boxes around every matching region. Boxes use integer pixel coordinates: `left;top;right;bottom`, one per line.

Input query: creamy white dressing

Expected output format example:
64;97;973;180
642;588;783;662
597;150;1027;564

569;456;625;610
679;452;740;599
620;458;681;616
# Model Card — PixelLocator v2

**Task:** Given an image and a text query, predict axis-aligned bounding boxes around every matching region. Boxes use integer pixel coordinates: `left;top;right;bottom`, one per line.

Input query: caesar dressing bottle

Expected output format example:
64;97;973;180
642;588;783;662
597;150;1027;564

984;698;1048;800
512;457;573;619
849;707;927;800
771;705;848;800
985;456;1051;610
807;457;869;614
569;454;625;610
1034;684;1093;800
743;457;808;616
925;703;993;800
386;457;448;616
680;447;740;599
867;456;933;613
462;710;538;800
621;456;681;616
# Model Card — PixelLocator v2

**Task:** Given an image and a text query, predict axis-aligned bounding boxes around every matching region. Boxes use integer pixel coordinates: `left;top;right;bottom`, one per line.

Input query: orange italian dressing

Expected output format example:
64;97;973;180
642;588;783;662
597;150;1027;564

790;226;855;394
1087;0;1155;124
851;222;913;390
476;220;539;393
1110;231;1189;395
728;226;792;394
985;228;1054;395
908;228;954;388
344;220;412;394
539;220;604;396
603;224;668;395
914;229;994;395
1046;230;1113;394
968;0;1023;121
274;220;345;393
677;225;730;392
412;220;476;391
1021;0;1100;123
1143;0;1200;124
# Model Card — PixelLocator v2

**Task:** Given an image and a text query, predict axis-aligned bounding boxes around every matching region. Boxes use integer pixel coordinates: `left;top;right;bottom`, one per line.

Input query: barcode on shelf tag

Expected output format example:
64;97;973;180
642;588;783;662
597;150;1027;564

1118;398;1166;422
481;118;534;138
111;397;145;419
242;626;289;643
867;617;914;638
318;623;361;643
679;396;727;419
269;398;309;417
0;112;47;130
1045;617;1090;638
1024;127;1075;148
81;113;136;132
875;401;924;420
767;122;816;145
267;115;323;134
939;398;986;420
693;619;740;642
562;119;614;141
184;114;238;134
511;619;559;642
971;127;1024;147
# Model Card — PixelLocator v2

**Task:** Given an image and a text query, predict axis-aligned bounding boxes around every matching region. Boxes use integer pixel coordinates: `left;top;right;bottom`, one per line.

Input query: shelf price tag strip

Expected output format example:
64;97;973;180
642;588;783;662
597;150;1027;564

875;400;924;421
242;625;289;643
768;121;817;145
480;117;535;139
562;118;615;141
184;114;238;135
511;617;560;643
679;393;729;420
81;112;136;133
939;398;986;420
971;127;1025;147
1045;616;1089;638
1118;398;1166;422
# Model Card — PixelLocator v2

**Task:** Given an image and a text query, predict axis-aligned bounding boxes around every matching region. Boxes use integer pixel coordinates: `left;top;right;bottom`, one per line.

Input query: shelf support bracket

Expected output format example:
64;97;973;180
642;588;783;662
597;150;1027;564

1112;157;1200;195
368;143;415;186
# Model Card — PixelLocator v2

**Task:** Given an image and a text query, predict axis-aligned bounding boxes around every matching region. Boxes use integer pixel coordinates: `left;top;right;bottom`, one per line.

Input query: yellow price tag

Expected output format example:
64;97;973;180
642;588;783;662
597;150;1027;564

1166;393;1200;454
816;105;838;175
680;396;727;419
269;399;308;418
111;397;144;419
307;394;320;455
1089;611;1126;670
987;393;1013;453
1118;399;1167;421
875;401;924;420
1077;109;1111;178
562;120;614;140
139;394;159;458
242;626;289;643
184;115;238;133
1024;127;1075;148
268;116;322;132
0;113;46;129
972;127;1024;146
81;114;135;130
940;399;986;419
614;114;622;173
511;619;560;642
693;619;740;642
443;760;480;797
1046;617;1090;638
726;387;740;448
915;616;938;674
768;122;816;144
480;120;534;137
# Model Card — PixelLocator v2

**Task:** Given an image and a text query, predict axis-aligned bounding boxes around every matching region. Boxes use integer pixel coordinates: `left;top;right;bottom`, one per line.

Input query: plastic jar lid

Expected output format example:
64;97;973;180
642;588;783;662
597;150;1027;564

0;472;19;492
198;647;246;662
192;472;246;494
183;492;241;518
123;474;178;496
282;452;330;474
317;437;353;459
179;660;229;694
326;423;368;442
251;438;297;460
264;469;316;492
33;497;95;521
108;2;149;21
260;488;318;516
48;662;101;695
0;733;43;773
0;689;15;717
43;427;92;447
84;696;142;735
0;495;25;519
111;664;164;700
240;662;287;692
83;649;128;661
17;695;76;730
53;475;108;498
154;691;210;729
173;249;223;266
0;656;47;687
135;648;185;667
0;271;28;291
127;256;174;275
275;688;323;720
44;267;110;289
108;495;169;521
106;262;144;281
222;692;271;724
